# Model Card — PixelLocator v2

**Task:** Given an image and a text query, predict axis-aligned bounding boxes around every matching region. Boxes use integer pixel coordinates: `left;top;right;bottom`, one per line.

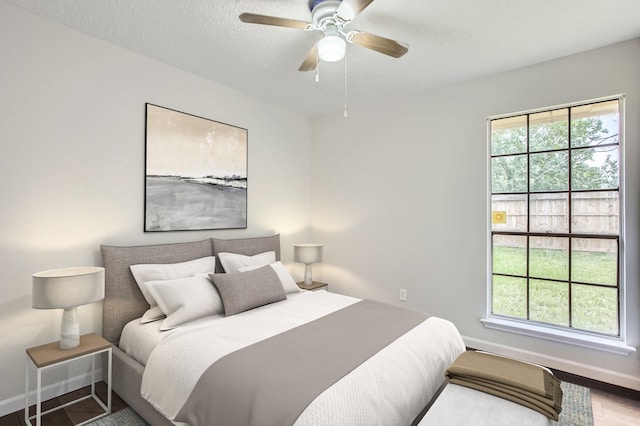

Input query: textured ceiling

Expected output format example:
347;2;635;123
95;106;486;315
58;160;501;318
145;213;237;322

5;0;640;116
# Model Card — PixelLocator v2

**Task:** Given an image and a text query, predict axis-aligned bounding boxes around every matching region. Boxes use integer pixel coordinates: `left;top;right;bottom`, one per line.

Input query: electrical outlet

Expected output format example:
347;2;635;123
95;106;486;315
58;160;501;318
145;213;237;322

399;288;407;302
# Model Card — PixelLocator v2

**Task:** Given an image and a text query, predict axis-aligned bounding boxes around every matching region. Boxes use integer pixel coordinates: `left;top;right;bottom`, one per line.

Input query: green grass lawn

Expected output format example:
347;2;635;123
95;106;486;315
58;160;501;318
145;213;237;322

492;246;618;335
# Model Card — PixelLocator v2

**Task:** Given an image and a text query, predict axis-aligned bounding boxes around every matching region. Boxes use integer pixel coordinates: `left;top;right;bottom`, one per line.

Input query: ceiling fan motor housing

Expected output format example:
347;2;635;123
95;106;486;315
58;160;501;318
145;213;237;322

310;0;344;27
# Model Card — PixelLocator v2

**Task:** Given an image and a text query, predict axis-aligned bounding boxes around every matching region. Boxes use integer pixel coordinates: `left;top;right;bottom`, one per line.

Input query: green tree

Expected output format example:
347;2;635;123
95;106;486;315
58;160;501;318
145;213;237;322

491;116;618;193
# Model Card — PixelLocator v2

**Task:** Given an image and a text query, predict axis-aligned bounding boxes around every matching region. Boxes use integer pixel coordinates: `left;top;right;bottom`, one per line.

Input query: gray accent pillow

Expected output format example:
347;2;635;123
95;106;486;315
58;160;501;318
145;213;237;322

210;265;286;316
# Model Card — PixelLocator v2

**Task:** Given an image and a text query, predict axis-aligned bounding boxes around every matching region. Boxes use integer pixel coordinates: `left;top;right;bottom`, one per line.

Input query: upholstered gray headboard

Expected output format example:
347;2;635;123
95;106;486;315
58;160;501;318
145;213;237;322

101;234;280;344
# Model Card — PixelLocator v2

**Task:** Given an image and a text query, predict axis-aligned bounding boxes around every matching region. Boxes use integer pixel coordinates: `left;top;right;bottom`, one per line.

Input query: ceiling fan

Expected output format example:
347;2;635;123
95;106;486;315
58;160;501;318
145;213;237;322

239;0;409;72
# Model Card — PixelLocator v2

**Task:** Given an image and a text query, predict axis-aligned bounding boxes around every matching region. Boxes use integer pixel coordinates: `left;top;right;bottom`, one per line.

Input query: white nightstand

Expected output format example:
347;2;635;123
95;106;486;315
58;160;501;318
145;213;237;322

25;333;112;426
297;281;328;291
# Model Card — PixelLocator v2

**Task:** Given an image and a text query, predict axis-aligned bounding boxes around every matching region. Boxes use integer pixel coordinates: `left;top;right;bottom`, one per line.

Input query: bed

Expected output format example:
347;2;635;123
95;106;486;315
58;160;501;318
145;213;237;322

101;234;466;426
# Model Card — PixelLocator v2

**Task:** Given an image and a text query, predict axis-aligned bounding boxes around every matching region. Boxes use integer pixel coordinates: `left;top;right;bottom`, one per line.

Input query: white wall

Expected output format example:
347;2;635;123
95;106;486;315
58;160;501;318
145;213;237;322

0;3;313;413
311;39;640;390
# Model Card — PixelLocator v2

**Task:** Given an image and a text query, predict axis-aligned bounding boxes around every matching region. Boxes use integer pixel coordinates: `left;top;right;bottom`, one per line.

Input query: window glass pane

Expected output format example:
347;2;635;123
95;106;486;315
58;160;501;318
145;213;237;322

571;191;619;234
530;236;568;281
491;116;527;155
530;151;568;192
571;284;618;335
572;238;617;286
492;276;527;318
493;235;527;276
529;109;568;152
571;147;619;190
571;100;619;148
530;279;569;326
492;155;527;193
491;194;527;232
530;193;568;233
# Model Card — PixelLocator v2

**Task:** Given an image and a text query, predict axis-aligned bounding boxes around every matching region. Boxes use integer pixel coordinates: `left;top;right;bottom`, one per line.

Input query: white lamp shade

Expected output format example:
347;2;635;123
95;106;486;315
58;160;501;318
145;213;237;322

317;35;346;62
32;267;105;309
294;244;323;264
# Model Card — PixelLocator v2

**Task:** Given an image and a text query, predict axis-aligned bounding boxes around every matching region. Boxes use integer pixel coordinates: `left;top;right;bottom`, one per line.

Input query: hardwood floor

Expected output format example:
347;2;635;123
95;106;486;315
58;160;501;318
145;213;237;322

591;387;640;426
1;377;638;425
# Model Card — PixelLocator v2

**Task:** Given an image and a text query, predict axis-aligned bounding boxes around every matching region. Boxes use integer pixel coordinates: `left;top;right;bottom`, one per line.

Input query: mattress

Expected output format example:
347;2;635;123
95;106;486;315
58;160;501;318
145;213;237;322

133;290;465;425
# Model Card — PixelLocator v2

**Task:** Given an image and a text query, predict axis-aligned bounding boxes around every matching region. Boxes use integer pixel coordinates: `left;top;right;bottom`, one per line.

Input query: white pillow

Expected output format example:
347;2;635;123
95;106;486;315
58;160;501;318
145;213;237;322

238;261;301;294
130;256;216;323
145;273;224;330
218;251;276;273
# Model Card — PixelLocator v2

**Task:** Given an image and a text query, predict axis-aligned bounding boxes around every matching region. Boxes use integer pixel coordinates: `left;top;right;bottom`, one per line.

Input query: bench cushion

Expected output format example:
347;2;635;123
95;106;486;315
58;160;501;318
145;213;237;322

419;384;553;426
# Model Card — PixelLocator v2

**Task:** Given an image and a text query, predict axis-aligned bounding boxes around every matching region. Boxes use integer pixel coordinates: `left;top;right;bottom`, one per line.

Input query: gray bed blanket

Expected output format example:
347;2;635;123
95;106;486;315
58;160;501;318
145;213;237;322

174;299;429;426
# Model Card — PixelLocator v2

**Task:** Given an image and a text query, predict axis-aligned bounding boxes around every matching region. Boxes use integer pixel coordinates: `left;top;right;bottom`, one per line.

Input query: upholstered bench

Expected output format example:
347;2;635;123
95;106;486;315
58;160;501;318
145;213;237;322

419;383;556;426
420;351;562;426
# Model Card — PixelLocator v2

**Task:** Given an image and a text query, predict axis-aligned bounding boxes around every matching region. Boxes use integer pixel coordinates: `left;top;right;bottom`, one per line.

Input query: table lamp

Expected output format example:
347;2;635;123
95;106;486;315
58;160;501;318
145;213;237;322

32;267;105;349
294;244;323;285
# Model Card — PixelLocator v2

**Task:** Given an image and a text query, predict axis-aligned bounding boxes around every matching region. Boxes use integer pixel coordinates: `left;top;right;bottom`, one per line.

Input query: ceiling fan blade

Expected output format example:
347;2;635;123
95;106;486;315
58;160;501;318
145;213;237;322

349;31;408;58
298;44;319;72
335;0;375;21
239;13;312;30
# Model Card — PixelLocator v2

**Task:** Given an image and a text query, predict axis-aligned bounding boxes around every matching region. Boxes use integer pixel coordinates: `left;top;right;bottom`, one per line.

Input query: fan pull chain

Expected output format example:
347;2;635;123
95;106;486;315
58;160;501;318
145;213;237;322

343;50;348;118
315;53;320;82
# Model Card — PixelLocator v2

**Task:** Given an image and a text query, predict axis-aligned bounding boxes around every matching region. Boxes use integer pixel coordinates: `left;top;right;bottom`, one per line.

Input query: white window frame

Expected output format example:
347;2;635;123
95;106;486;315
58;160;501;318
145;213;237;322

482;94;636;355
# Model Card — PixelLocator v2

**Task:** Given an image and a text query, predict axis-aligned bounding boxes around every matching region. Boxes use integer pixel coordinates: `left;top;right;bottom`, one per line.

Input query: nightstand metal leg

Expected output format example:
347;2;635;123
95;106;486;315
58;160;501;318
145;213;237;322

90;355;95;397
24;357;29;425
107;348;112;413
36;368;42;426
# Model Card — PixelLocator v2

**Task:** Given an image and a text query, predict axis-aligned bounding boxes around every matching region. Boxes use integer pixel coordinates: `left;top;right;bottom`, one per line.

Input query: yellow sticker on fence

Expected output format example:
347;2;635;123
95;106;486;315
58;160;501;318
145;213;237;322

492;211;507;224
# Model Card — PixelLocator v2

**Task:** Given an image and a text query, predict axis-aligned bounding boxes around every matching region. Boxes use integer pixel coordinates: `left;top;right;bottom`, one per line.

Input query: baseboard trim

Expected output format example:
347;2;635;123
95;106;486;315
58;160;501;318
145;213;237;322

463;336;640;392
0;369;103;417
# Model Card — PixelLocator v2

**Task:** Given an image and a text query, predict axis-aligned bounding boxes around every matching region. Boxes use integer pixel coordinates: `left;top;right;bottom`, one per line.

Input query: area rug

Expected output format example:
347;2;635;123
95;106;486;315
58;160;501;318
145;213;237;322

86;407;148;425
88;381;592;425
558;381;594;426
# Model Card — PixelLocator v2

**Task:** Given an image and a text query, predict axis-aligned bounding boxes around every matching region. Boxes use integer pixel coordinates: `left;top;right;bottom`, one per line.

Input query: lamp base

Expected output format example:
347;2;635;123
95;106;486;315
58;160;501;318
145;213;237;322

304;264;313;286
60;307;80;350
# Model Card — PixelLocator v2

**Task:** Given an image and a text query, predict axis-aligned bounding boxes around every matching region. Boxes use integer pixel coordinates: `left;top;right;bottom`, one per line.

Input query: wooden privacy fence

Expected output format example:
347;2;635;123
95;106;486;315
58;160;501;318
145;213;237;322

492;192;618;253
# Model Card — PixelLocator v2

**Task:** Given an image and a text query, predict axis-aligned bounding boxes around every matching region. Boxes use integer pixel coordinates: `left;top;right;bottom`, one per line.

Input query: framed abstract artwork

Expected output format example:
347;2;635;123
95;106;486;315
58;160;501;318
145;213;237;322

144;103;247;232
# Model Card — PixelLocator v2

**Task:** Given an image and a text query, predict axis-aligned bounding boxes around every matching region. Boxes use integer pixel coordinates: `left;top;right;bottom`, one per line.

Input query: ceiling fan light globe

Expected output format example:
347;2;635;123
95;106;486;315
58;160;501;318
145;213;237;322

318;35;346;62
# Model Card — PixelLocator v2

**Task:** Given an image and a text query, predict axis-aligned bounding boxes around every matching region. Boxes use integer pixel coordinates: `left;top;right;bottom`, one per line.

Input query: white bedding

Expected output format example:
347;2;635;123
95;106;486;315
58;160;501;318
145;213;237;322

119;291;324;365
120;310;225;365
136;291;465;425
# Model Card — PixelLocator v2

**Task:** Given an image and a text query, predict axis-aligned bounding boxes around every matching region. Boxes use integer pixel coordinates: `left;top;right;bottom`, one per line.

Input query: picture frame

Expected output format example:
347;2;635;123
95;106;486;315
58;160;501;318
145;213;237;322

144;103;247;232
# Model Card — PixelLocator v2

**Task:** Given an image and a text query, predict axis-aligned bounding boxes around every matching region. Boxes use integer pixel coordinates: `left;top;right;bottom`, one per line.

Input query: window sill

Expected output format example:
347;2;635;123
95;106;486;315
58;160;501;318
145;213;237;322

481;316;636;355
